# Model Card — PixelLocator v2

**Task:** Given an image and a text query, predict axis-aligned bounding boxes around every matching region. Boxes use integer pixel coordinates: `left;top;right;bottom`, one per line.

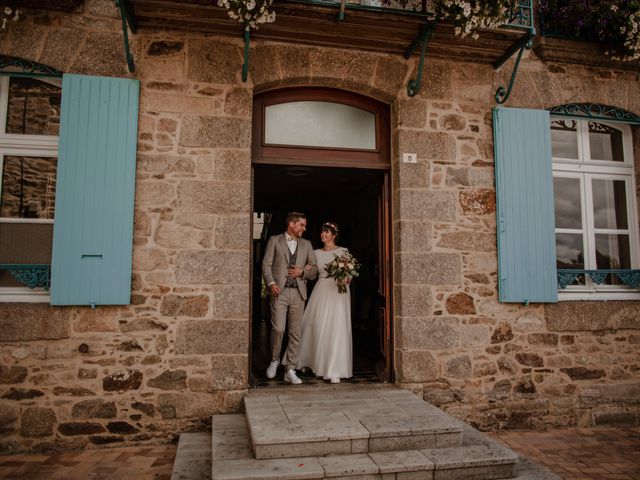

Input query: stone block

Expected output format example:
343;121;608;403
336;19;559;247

39;27;85;71
179;116;251;149
491;323;514;344
107;421;139;434
147;40;184;57
395;253;462;285
212;285;250;319
103;369;143;392
445;293;475;315
398;350;437;383
374;55;409;96
369;450;434;474
188;39;241;83
20;407;56;437
211;355;248;390
418;62;452;100
224;87;252;117
177;181;250;214
460;325;491;346
545;301;640;332
135;181;174;206
398;99;428;129
148;370;187;390
1;22;48;65
318;453;379;477
399;318;459;350
176;251;249;285
394;285;433;317
515;353;543;367
120;318;168;332
437;231;496;252
133;248;169;272
0;365;27;384
0;404;19;434
140;92;215;114
459;189;496;215
439;114;466;131
160;295;210;317
214;150;252;182
249;42;282;87
158;392;224;419
310;48;375;87
175;320;248;355
73;307;119;333
70;31;128;76
215;216;251;250
58;422;105;436
137;154;195;176
527;333;558;346
0;305;70;341
132;402;155;417
398;190;457;222
395;220;432;252
445;356;472;379
560;367;605;381
1;388;44;401
398;130;456;162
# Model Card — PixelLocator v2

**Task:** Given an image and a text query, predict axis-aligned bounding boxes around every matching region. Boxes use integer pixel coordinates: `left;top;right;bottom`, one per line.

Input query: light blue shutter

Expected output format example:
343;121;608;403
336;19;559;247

51;74;139;306
493;107;558;303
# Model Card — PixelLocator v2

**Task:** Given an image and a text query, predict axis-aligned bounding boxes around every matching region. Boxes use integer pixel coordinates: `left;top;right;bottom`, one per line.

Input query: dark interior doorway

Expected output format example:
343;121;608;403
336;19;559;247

250;164;387;387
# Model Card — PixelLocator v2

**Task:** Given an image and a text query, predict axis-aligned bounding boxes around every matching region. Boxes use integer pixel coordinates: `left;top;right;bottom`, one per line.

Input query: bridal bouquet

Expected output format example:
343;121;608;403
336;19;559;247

325;252;361;294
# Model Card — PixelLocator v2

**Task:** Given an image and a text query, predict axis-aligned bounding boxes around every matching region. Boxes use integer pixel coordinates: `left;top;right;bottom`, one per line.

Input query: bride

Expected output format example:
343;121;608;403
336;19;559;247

297;222;352;383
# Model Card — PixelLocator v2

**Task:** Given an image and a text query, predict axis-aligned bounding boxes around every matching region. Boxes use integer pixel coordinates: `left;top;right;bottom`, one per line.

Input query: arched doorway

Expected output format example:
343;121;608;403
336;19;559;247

250;87;393;386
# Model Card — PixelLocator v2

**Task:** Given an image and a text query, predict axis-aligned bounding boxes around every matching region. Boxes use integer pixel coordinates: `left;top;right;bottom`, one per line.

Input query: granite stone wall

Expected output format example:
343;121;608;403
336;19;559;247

0;0;638;453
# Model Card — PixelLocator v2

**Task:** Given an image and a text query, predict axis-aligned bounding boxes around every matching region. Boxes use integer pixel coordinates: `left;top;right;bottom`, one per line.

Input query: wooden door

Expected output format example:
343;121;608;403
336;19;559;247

376;172;392;382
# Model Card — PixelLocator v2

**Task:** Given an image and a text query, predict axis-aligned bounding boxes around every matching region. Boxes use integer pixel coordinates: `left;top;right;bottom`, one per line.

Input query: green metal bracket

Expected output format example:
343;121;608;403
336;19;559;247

242;28;251;82
115;0;137;73
403;24;434;97
337;0;346;21
493;33;533;104
0;56;62;78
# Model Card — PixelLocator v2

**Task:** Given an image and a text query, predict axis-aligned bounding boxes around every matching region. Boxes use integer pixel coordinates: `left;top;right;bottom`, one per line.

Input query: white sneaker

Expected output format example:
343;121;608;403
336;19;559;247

266;360;279;379
284;369;302;385
330;377;340;384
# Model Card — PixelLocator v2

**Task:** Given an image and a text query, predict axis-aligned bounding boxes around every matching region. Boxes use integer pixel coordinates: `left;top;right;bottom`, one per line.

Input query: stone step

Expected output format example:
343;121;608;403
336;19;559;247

198;412;560;480
170;432;211;480
244;388;465;459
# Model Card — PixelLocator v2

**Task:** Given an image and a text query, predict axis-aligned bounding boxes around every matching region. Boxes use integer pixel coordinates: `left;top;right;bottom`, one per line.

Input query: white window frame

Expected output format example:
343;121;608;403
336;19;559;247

552;117;640;301
0;76;60;302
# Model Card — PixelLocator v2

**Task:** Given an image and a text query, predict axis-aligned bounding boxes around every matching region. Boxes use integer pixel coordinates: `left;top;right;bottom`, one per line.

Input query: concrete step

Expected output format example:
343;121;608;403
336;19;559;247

200;413;559;480
244;388;465;459
170;432;211;480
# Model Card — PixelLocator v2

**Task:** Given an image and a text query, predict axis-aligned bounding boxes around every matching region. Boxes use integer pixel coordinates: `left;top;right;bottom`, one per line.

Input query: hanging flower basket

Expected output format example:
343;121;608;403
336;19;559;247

217;0;276;30
540;0;640;62
429;0;519;39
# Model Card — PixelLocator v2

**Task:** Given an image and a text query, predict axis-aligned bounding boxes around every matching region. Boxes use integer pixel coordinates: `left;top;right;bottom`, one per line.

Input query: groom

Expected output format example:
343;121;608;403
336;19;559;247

262;212;318;384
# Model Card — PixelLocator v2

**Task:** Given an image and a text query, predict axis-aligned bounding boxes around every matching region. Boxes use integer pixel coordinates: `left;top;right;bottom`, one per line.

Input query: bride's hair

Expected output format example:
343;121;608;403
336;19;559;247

322;221;339;237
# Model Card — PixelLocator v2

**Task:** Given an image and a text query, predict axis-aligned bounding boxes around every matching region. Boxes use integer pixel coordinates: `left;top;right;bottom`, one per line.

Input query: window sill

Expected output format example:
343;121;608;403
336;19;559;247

558;290;640;301
0;288;50;303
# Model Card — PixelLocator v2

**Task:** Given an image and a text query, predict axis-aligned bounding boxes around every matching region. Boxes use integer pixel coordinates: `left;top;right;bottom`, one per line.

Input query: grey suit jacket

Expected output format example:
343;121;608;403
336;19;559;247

262;233;318;300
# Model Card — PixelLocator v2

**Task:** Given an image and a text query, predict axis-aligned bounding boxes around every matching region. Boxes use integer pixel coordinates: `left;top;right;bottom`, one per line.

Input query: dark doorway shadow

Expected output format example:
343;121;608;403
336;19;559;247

251;164;388;387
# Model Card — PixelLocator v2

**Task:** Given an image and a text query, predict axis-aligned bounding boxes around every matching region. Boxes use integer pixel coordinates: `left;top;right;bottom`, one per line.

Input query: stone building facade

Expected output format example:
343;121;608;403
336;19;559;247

0;0;638;453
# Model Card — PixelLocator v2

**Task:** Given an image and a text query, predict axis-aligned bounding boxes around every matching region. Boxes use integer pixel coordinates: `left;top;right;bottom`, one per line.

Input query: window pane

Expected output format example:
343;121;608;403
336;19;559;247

6;77;62;136
595;234;631;270
592;179;628;229
551;119;578;159
1;156;57;219
553;177;582;229
556;233;584;269
556;233;585;286
588;122;624;162
264;101;376;149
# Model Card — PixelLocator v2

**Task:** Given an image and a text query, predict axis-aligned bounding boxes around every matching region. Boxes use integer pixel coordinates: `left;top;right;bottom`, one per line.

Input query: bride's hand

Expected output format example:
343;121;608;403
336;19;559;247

304;264;313;272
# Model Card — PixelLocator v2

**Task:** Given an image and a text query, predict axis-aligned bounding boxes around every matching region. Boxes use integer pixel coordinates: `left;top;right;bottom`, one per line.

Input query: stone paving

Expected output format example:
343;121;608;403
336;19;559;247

1;426;639;479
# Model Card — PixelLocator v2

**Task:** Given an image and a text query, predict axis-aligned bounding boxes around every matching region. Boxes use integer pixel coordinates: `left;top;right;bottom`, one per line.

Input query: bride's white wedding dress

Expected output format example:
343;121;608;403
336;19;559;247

297;247;353;380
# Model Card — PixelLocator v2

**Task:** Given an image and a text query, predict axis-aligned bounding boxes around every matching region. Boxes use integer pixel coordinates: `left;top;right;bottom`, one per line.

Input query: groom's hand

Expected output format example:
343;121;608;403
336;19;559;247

269;284;281;296
288;266;303;278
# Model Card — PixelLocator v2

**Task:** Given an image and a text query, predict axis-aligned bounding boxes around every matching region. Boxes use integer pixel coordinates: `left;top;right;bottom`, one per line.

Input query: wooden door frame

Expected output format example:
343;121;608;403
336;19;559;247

248;87;394;385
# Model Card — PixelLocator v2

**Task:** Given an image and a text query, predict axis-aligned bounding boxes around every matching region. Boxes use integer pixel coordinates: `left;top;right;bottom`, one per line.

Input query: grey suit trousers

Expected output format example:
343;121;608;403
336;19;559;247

270;286;305;371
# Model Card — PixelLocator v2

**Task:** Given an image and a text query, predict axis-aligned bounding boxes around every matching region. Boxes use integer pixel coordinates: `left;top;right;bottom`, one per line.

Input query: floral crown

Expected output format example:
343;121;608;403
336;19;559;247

322;222;339;234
